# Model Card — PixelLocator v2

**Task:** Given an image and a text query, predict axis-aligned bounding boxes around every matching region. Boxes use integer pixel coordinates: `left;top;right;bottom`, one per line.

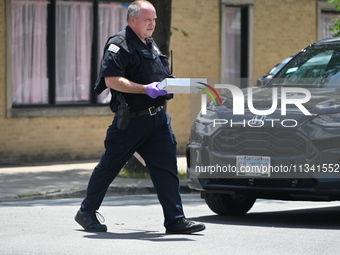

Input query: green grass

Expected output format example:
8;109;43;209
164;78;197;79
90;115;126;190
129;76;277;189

18;193;42;198
18;189;62;198
118;168;187;179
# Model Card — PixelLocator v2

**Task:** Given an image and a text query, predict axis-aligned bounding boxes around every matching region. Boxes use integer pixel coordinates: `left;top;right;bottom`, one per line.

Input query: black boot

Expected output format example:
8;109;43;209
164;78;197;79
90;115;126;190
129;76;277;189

165;218;205;234
75;209;107;232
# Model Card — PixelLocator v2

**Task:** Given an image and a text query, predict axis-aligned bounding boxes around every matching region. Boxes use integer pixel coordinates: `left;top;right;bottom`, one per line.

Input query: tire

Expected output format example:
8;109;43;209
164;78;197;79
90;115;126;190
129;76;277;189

204;192;256;216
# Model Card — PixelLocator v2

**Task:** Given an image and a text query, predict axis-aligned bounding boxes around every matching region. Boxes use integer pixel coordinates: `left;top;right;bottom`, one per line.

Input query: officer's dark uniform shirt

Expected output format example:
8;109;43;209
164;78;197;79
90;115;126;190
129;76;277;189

94;26;173;112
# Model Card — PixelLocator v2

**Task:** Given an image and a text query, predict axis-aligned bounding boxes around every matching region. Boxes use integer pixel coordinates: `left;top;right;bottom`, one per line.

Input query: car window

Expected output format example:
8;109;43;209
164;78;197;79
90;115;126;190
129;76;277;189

269;47;340;88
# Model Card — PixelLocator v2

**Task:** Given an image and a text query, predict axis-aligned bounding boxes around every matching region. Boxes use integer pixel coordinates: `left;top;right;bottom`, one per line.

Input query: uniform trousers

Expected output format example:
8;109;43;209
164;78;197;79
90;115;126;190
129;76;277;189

81;109;185;227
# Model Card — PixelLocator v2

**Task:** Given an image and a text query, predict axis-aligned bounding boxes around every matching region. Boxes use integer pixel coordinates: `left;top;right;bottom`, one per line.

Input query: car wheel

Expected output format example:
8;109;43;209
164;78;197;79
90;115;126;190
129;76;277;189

204;193;256;215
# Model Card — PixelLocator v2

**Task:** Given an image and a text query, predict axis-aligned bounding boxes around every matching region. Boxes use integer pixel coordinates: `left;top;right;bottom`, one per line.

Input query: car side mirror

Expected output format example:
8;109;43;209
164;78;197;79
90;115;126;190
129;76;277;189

257;74;273;87
256;75;266;87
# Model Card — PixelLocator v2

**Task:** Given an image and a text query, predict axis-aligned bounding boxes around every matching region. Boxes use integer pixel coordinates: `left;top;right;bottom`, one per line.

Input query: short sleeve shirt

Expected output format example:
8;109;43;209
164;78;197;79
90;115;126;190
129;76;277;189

94;26;172;110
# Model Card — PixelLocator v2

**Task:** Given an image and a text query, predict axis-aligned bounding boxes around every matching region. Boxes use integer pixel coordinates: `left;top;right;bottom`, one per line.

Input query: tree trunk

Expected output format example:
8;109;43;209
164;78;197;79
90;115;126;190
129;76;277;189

149;0;172;55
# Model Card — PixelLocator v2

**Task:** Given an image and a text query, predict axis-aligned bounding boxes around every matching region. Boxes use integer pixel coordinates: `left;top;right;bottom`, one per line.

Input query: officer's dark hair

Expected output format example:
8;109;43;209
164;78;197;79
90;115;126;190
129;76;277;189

127;0;153;23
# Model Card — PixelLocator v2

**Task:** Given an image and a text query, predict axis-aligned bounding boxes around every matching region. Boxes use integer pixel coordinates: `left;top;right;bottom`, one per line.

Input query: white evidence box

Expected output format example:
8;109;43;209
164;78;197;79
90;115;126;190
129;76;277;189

157;78;208;94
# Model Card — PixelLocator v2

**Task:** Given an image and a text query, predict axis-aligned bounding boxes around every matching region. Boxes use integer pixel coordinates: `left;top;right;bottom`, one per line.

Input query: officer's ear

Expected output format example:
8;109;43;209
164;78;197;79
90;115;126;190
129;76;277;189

129;16;137;27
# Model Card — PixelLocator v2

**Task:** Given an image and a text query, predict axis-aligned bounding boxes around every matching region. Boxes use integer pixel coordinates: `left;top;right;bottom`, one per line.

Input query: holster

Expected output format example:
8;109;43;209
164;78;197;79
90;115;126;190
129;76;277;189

115;93;130;130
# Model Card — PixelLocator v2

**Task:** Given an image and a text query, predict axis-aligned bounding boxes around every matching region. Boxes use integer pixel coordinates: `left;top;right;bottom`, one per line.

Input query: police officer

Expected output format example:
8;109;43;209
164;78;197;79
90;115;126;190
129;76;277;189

75;0;205;234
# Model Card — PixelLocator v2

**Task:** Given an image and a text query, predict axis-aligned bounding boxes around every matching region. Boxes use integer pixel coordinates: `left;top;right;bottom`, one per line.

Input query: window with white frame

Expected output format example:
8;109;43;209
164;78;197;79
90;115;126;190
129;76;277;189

221;0;253;87
10;0;129;106
221;3;252;87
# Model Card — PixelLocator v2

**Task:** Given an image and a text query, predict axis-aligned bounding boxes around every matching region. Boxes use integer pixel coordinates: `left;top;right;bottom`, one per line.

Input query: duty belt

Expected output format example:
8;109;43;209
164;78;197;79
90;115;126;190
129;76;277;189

130;106;163;118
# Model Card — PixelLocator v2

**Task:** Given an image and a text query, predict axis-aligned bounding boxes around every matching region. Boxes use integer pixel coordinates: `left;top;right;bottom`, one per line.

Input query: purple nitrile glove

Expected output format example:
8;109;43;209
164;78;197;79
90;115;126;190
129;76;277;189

146;82;168;99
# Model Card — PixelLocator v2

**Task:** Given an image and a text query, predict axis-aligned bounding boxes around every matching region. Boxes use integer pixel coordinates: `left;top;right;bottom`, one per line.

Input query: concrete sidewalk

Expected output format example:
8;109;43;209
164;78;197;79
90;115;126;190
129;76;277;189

0;156;189;201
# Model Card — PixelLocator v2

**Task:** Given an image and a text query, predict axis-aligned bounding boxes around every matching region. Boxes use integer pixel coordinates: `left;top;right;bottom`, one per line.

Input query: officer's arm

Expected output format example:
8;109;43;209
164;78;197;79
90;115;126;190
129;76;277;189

105;76;166;99
105;76;147;94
